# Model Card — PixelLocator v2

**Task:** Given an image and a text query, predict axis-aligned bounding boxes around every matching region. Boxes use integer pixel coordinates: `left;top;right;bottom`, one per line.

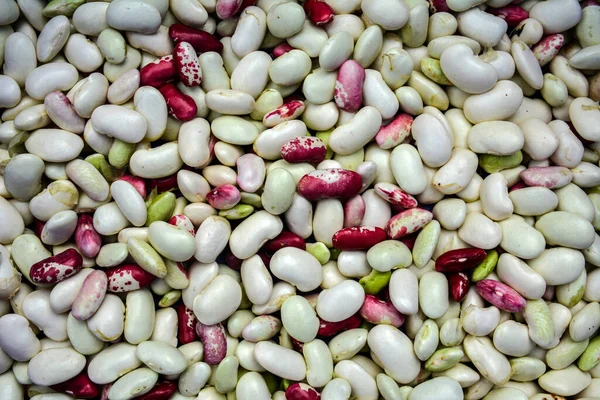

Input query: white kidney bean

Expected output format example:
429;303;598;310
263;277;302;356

440;44;498;94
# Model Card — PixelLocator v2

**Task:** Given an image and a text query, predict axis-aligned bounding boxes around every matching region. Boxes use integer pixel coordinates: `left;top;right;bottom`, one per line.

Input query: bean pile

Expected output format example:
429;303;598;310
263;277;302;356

0;0;600;399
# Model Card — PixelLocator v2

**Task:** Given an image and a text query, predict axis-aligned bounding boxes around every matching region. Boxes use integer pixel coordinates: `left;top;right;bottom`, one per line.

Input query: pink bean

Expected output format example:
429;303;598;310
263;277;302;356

385;208;433;239
375;114;413;150
118;175;147;199
263;231;306;252
343;194;365;228
140;55;177;88
75;214;102;258
475;279;527;313
285;383;321;400
263;100;306;127
298;168;363;201
360;295;405;327
216;0;243;19
196;322;227;365
272;43;294;58
519;166;573;189
281;136;327;164
106;264;155;292
374;182;418;209
236;153;266;193
334;60;365;113
71;270;108;321
136;381;177;400
168;214;196;236
332;226;387;250
44;91;86;134
206;184;241;210
303;0;334;26
159;83;197;121
487;4;528;27
532;34;565;67
168;24;224;53
177;303;198;345
173;41;202;87
30;249;83;284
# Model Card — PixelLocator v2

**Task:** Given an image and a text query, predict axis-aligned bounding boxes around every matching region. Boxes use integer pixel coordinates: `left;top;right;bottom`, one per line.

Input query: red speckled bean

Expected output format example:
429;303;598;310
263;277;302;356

343;195;365;228
332;226;387;250
303;0;335;26
281;136;327;164
168;214;196;236
72;270;108;321
206;184;241;210
168;24;224;53
359;295;405;327
435;248;487;273
375;114;413;150
532;33;565;67
119;175;147;198
263;100;306;127
334;60;365;113
106;264;155;292
263;231;306;253
519;166;573;189
51;372;100;399
75;214;102;258
318;314;362;337
385;208;433;239
448;272;469;302
487;5;529;27
159;83;198;121
136;381;178;400
298;169;363;201
476;279;527;313
374;182;418;209
286;383;321;400
174;41;202;87
177;303;199;345
30;248;83;284
196;321;227;365
140;55;177;88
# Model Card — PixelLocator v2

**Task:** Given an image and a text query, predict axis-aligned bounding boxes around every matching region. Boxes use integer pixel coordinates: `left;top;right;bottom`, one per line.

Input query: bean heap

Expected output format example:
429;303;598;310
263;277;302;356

0;0;600;399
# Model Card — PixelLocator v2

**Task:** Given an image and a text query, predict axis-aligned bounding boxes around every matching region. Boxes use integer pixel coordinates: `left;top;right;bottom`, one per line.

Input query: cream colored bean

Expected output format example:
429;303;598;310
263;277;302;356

254;341;306;380
27;348;85;386
229;211;282;259
463;81;523;124
123;289;155;345
64;34;103;73
317;280;365;323
328;106;381;156
440;44;497;94
468;121;524;156
193;275;241;325
419;272;449;319
87;293;125;342
368;325;420;384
